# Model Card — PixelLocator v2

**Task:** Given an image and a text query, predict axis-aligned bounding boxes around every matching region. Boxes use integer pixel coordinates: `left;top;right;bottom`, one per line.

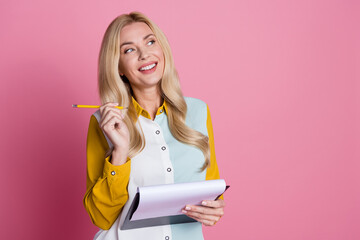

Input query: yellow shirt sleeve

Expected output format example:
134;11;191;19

205;105;224;200
83;115;131;230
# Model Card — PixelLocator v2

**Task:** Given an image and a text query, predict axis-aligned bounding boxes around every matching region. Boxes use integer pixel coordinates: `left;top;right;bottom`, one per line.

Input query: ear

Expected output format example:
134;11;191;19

118;68;124;76
118;63;124;76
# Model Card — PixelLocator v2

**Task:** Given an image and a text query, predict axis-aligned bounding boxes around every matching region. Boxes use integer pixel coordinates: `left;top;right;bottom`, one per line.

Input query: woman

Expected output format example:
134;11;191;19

83;11;225;240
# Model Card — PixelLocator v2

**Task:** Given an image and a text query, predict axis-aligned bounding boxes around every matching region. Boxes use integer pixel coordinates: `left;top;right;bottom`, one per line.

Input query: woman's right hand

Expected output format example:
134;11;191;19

99;102;130;165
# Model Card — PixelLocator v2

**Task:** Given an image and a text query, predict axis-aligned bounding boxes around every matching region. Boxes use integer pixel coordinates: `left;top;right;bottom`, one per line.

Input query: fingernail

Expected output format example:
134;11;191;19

113;102;119;105
185;206;191;210
202;201;207;205
182;210;187;214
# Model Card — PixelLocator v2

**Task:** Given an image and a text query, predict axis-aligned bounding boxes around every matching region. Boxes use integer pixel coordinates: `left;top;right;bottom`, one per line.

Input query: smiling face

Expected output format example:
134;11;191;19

118;22;165;92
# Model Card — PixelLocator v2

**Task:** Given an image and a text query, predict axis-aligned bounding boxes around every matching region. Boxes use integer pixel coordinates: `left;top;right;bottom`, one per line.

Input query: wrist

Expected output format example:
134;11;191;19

111;149;128;166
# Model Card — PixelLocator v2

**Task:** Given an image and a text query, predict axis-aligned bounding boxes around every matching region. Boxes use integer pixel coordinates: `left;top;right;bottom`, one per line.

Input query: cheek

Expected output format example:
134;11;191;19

120;58;137;74
160;55;165;71
156;49;165;69
118;59;126;72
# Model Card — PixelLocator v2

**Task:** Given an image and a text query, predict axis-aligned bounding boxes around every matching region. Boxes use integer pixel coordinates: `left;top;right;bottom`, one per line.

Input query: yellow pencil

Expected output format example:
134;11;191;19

72;104;128;109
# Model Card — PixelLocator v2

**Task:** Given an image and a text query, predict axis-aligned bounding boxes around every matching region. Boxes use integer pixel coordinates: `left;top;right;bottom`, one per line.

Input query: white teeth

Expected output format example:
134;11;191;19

140;63;156;71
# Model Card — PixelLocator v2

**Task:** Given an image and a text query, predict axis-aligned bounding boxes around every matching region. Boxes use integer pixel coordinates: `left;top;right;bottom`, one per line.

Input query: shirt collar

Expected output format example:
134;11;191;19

131;96;167;120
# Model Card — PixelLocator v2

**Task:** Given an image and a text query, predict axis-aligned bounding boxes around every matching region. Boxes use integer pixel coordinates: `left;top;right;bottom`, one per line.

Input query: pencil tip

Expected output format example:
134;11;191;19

72;104;77;108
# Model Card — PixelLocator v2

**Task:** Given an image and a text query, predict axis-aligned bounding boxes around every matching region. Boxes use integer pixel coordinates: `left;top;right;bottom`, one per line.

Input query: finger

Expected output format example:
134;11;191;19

101;105;122;119
199;217;218;226
101;115;123;132
100;102;115;115
183;207;221;221
100;113;122;131
100;109;122;127
185;214;219;226
100;102;119;116
100;108;123;127
184;205;224;217
201;199;225;208
183;209;221;223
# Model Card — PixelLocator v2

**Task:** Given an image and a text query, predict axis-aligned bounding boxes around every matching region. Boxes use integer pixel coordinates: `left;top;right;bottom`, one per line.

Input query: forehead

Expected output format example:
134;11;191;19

120;22;154;43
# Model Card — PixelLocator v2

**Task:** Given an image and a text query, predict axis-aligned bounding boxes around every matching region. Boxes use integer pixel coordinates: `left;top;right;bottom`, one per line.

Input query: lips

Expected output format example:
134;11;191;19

138;61;157;71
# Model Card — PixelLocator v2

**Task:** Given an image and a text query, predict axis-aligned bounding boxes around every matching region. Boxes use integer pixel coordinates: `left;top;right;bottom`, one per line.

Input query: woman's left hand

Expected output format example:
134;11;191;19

182;199;225;226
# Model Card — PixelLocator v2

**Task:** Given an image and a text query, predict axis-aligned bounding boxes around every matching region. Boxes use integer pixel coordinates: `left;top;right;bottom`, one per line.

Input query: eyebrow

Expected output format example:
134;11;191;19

120;34;155;49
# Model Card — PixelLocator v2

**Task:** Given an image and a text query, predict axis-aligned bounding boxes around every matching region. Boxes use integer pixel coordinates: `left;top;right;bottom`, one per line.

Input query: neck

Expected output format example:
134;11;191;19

132;86;163;120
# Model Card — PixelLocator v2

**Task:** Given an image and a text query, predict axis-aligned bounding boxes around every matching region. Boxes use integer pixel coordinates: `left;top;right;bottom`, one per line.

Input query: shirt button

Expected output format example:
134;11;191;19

161;146;166;151
165;236;170;240
167;168;172;172
111;171;116;176
155;130;160;135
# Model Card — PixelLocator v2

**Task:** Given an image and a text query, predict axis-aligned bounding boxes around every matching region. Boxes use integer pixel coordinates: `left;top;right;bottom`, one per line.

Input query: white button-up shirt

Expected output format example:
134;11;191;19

84;97;222;240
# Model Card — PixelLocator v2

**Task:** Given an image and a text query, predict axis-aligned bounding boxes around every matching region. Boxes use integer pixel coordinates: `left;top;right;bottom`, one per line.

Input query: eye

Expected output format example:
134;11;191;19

124;48;134;54
147;40;155;46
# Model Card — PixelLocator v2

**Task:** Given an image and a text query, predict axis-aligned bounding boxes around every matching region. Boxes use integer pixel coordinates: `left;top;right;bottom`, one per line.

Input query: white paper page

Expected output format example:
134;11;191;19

131;179;226;221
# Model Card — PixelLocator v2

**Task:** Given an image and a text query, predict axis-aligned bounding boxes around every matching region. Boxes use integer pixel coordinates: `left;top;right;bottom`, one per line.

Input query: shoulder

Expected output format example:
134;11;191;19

184;97;208;135
91;109;101;123
88;110;102;135
88;110;113;148
184;96;208;113
87;110;103;137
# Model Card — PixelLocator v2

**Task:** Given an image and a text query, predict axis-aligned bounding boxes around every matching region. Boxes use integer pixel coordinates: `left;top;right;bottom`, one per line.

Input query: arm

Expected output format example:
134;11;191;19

83;115;131;230
205;104;224;201
206;104;218;179
183;104;225;225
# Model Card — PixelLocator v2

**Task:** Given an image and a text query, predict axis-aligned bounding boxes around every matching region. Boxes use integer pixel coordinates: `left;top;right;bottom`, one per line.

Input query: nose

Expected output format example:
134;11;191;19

138;47;150;60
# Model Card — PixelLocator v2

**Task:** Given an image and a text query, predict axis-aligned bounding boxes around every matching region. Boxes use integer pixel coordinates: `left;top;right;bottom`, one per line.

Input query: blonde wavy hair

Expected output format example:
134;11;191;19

98;11;210;170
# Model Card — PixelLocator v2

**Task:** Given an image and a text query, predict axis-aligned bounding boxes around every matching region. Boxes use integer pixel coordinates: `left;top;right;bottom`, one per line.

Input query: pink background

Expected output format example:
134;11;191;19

1;0;359;239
